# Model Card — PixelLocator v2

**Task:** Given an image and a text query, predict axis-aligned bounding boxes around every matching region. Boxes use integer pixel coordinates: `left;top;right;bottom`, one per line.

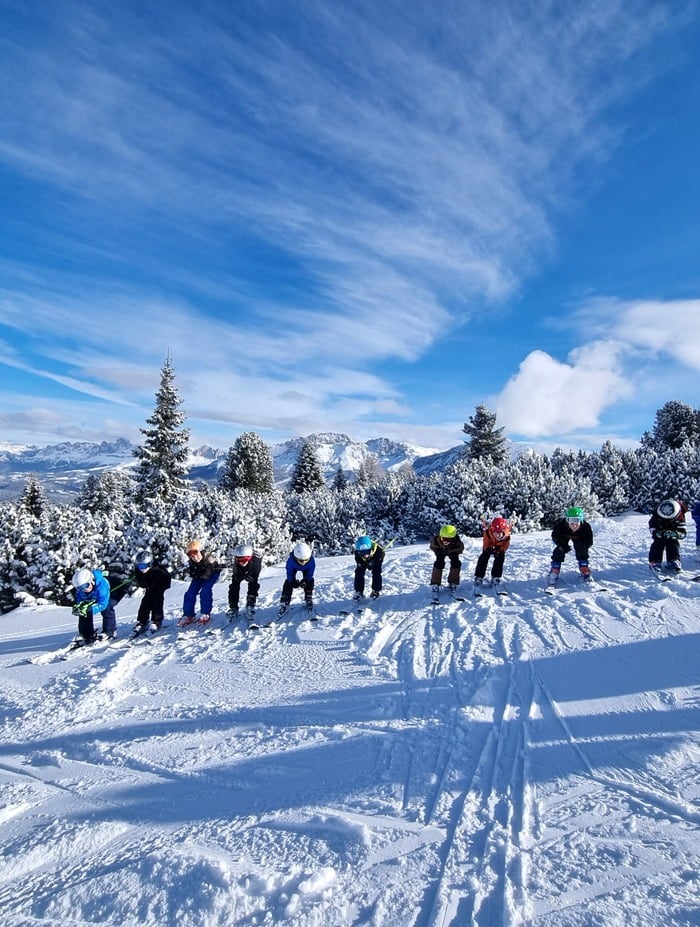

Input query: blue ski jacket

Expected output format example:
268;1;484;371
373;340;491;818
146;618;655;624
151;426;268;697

75;569;112;611
285;554;315;583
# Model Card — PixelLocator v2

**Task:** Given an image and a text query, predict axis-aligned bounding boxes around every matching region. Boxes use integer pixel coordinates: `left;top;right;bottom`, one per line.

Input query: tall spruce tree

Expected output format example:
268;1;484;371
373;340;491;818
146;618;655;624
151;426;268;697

133;357;190;504
20;474;47;518
462;404;508;465
289;440;325;493
219;431;274;493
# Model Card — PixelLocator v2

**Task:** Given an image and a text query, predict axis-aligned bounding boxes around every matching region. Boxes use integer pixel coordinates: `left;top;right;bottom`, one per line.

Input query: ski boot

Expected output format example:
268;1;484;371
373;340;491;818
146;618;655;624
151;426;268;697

278;601;289;617
227;606;239;623
370;590;380;600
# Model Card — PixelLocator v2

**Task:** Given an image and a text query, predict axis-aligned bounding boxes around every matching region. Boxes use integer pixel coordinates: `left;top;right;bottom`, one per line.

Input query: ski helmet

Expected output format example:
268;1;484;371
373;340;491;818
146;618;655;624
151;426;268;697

355;536;372;553
657;499;681;519
72;568;93;589
490;517;509;540
439;524;457;539
234;543;254;563
293;541;312;563
135;549;153;570
566;506;585;522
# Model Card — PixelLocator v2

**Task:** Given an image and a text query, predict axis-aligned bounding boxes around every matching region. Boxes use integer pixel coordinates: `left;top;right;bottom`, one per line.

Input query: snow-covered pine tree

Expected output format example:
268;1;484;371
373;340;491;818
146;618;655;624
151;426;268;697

19;474;47;518
332;464;348;491
77;470;133;515
581;442;630;515
356;453;383;487
641;400;700;451
462;404;508;465
289;440;325;493
219;431;274;493
133;357;190;505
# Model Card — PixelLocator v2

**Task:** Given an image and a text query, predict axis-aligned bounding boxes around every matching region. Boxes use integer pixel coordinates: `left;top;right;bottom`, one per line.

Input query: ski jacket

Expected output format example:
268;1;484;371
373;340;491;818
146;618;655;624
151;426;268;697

74;569;112;611
285;553;315;583
691;501;700;522
482;526;511;554
354;542;385;569
648;510;687;540
187;552;223;580
551;519;593;549
231;554;263;583
134;564;172;593
429;535;465;556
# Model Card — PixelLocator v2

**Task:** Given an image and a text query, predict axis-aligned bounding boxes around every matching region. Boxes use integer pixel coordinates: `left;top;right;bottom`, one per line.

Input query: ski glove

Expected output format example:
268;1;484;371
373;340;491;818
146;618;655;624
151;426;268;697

72;600;95;618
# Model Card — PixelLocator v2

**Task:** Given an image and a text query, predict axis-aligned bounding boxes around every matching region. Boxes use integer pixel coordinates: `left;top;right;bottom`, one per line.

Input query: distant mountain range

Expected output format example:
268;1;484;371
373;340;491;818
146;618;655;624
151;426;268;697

0;433;465;501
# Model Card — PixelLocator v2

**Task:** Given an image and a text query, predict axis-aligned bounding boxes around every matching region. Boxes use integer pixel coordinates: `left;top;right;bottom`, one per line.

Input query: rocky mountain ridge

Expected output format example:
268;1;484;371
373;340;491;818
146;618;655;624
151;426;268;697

0;433;462;501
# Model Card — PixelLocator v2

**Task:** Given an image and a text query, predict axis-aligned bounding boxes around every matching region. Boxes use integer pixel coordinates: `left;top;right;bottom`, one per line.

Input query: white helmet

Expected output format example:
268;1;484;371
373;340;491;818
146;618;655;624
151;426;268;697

293;541;312;562
72;568;93;589
234;543;254;559
657;499;681;519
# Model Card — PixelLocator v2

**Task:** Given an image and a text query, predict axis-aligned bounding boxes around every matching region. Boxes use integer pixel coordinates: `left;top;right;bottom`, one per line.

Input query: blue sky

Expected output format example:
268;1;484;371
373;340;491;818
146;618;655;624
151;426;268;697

1;0;699;453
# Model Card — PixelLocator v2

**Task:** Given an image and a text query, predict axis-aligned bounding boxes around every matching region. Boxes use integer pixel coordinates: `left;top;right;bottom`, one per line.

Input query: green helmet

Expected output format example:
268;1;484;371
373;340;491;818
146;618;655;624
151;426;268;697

566;506;585;521
439;524;457;538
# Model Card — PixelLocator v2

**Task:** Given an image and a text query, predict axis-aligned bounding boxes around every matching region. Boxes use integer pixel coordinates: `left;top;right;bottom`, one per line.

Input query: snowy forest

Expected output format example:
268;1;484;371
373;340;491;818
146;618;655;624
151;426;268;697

2;360;699;613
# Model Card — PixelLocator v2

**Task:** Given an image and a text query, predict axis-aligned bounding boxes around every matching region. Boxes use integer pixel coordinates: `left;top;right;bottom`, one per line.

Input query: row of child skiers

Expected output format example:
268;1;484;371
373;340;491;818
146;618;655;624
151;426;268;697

430;496;695;594
69;497;698;644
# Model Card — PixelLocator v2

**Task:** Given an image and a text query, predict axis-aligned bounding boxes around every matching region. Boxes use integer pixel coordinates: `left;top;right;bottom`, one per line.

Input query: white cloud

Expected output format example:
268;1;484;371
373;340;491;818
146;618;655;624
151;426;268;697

496;342;633;438
575;297;700;371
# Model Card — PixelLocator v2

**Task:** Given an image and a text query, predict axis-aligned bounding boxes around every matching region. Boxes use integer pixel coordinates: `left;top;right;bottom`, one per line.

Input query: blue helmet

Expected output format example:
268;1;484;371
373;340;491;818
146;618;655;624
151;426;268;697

355;536;372;553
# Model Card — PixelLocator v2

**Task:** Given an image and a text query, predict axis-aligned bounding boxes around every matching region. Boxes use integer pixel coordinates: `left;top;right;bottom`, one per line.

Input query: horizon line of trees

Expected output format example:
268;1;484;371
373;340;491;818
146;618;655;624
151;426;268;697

1;361;698;612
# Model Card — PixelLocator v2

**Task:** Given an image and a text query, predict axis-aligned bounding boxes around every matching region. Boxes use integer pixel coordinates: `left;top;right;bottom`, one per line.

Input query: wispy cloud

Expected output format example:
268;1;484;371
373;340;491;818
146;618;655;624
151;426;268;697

0;2;686;448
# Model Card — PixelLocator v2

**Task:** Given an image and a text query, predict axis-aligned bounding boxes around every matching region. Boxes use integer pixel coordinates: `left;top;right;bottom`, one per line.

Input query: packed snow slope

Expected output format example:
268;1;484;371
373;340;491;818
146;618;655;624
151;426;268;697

1;514;699;927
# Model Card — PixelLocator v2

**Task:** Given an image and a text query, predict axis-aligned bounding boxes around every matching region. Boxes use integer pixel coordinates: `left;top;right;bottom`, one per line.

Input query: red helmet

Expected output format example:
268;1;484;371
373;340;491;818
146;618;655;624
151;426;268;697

490;517;509;540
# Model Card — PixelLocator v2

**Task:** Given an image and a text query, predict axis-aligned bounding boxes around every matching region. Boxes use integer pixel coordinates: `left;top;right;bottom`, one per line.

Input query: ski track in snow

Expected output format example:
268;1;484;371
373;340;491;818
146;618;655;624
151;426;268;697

0;514;699;926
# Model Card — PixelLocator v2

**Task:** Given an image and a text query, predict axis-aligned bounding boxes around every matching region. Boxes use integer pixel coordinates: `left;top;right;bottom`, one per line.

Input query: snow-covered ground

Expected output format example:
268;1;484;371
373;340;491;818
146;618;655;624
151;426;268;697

1;514;699;926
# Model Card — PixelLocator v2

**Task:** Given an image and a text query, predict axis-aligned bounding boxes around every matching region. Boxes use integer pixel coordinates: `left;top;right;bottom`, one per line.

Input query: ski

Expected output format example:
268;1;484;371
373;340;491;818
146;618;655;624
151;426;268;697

59;635;116;660
474;580;507;598
431;587;466;604
126;622;171;645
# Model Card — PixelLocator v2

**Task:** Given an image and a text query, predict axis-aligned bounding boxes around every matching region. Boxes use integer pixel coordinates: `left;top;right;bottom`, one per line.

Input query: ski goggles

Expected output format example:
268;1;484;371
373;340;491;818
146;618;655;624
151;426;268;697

78;581;93;592
566;517;582;527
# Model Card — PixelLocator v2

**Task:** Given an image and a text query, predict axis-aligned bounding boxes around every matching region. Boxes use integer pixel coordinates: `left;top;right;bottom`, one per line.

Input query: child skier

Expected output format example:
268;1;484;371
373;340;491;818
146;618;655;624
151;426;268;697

648;499;687;574
131;549;171;635
180;539;223;625
227;543;262;621
430;524;465;598
278;541;315;616
474;517;512;593
352;536;385;602
71;567;118;644
548;506;594;588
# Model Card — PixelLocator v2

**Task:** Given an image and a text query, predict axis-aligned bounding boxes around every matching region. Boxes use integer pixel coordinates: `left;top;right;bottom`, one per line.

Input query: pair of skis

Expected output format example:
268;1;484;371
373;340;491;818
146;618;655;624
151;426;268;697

431;587;467;605
473;581;508;599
